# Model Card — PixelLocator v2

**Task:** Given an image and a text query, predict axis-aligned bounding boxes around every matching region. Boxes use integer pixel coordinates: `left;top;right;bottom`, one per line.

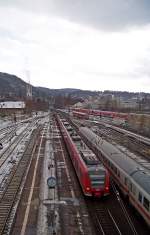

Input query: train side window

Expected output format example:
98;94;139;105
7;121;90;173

111;163;114;170
114;166;117;174
0;143;3;150
131;184;136;195
129;183;132;192
138;192;143;203
143;197;149;211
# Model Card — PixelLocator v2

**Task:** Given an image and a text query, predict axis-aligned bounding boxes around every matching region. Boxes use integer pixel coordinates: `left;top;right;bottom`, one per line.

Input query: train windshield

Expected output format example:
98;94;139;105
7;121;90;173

88;168;105;188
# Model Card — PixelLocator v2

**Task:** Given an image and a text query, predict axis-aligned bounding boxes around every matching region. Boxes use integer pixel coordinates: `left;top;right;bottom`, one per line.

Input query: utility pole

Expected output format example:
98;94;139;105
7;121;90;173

25;68;33;116
26;69;32;100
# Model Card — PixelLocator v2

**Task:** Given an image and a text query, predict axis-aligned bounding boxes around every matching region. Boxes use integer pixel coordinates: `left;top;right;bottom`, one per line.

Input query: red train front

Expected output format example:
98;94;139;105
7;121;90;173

79;150;110;197
56;114;110;197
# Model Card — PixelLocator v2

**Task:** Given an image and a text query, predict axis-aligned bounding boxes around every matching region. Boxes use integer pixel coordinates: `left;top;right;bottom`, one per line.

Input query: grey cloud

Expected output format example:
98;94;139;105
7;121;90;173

51;0;150;30
1;0;150;31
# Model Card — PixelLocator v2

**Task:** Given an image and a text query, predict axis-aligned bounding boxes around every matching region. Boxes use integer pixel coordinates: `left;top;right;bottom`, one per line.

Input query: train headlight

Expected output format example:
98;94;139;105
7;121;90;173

86;187;90;191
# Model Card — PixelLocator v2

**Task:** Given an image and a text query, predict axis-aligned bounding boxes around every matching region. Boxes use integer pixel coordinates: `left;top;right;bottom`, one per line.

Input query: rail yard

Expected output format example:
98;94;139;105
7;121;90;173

0;110;150;235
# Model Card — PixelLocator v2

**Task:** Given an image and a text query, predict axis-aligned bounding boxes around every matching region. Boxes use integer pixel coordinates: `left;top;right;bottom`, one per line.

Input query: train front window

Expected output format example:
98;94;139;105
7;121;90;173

91;177;105;188
89;169;105;188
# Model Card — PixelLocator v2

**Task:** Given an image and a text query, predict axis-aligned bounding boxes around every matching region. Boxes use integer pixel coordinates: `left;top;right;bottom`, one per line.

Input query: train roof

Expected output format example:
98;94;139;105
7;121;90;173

73;111;87;114
132;171;150;195
80;150;99;165
79;127;145;175
62;119;104;169
107;124;150;146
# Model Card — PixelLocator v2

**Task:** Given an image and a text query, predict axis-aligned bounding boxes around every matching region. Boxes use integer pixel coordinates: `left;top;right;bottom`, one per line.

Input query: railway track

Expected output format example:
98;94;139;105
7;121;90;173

0;116;40;144
0;121;38;203
86;187;138;235
88;201;120;235
0;123;20;144
0;119;38;169
0;127;40;235
0;115;47;234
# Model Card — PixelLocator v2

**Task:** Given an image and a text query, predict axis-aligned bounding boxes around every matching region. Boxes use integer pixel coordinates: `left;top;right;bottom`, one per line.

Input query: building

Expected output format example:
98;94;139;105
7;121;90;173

0;101;25;114
119;98;139;110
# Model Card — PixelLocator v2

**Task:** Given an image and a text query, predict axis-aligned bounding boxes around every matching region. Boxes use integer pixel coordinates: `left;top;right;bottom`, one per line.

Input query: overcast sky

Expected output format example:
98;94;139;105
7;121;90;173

1;0;150;92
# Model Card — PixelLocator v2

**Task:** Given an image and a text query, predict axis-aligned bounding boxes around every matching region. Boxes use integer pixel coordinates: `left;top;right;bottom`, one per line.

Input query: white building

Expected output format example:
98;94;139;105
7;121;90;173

73;102;83;108
0;101;25;109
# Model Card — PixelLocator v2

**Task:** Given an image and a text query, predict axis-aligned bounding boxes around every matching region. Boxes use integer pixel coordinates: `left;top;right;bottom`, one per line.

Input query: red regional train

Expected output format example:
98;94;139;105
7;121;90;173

72;108;129;120
56;114;110;197
72;111;89;120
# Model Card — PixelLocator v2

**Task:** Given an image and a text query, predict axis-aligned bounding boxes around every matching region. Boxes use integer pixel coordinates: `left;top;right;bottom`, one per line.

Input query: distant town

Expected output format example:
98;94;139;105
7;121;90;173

0;72;150;113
